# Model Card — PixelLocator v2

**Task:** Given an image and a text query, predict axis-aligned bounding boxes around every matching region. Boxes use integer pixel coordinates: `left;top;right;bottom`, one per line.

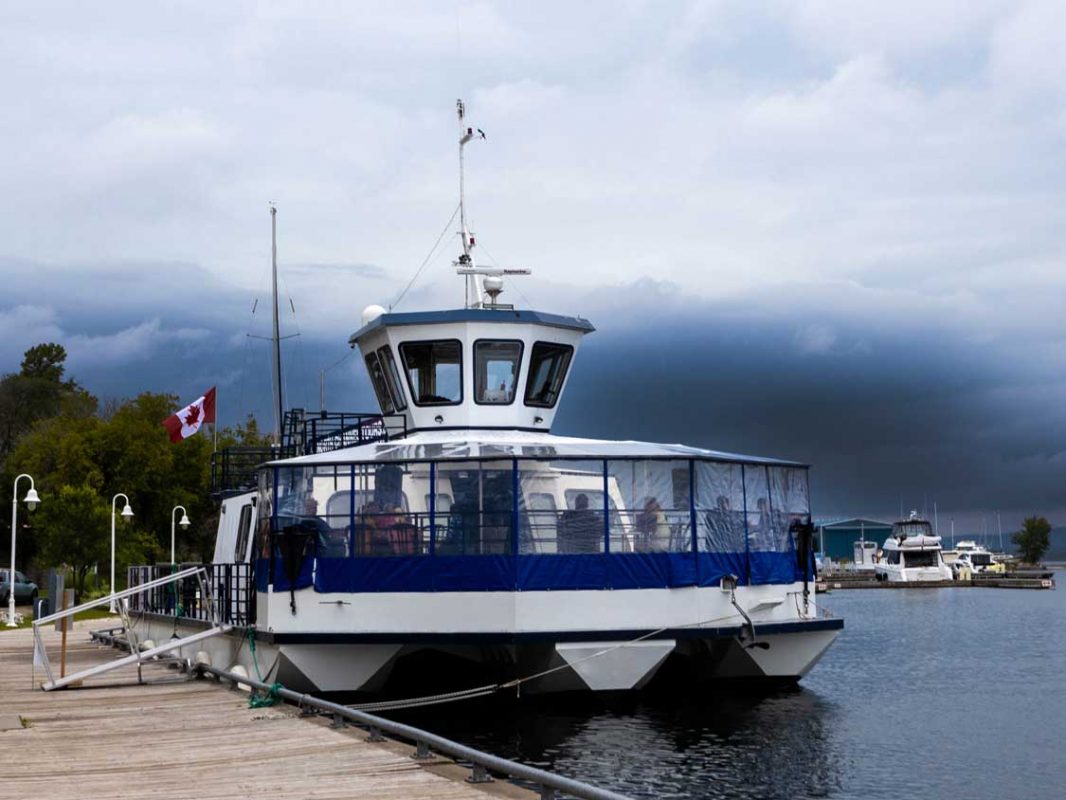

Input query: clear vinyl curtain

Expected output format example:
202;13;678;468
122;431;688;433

694;461;746;554
608;459;691;553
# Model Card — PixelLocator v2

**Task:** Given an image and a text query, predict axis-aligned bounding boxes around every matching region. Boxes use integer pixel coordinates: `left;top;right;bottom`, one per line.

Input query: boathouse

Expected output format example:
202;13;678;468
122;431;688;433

816;518;893;561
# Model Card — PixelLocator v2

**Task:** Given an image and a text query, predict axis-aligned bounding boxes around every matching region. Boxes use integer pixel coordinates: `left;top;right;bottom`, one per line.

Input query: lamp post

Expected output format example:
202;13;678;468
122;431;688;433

109;493;134;613
7;474;40;627
171;505;191;565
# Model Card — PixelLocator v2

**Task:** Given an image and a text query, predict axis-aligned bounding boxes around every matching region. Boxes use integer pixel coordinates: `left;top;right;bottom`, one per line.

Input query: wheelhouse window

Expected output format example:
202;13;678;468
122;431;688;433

377;346;407;410
474;340;523;405
364;352;395;413
524;342;573;408
903;550;937;568
400;340;463;405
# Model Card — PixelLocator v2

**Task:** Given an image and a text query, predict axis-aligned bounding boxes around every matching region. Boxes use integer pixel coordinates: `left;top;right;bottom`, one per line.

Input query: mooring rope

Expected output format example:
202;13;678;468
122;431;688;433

342;611;747;713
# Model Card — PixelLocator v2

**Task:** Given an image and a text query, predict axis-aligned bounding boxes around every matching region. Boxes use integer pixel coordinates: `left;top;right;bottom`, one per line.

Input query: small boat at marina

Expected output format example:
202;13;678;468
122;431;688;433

127;101;842;695
944;540;1007;575
874;512;953;583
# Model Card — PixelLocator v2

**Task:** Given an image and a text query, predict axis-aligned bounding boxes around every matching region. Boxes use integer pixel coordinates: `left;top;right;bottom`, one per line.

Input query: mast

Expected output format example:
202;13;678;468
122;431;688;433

270;203;284;443
456;99;478;308
453;99;530;309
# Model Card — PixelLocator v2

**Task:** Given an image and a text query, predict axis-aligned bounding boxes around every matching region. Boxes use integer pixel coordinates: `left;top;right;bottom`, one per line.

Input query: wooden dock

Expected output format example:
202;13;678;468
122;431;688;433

0;621;532;800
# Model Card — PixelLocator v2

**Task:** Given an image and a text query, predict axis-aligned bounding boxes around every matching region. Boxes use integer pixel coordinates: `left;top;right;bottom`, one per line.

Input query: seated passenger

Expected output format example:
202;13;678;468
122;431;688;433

558;494;602;553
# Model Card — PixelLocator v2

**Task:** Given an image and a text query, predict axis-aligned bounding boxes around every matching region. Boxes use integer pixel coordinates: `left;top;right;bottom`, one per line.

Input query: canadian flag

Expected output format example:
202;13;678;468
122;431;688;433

162;387;217;443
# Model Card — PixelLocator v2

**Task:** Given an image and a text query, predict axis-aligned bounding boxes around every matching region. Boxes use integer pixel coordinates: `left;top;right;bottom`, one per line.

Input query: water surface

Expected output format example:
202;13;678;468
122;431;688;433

390;581;1066;799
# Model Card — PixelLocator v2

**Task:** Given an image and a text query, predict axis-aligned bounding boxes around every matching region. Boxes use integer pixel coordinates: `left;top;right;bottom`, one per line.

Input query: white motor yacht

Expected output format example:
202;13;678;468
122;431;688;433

874;512;953;583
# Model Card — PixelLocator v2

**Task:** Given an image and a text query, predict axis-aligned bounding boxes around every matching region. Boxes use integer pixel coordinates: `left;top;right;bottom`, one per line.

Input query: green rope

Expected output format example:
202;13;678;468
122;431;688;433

246;627;265;682
245;627;284;708
249;682;283;709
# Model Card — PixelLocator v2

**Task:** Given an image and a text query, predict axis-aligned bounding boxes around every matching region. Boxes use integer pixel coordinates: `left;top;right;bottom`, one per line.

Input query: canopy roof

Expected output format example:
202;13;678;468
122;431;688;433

349;308;595;344
268;429;807;468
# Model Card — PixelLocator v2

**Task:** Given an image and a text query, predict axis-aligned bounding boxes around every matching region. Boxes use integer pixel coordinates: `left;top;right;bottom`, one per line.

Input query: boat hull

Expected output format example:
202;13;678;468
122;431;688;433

134;615;841;695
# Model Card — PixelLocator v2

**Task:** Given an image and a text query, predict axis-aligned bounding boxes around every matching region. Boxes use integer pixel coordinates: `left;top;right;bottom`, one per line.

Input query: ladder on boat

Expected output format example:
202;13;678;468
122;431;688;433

32;566;231;691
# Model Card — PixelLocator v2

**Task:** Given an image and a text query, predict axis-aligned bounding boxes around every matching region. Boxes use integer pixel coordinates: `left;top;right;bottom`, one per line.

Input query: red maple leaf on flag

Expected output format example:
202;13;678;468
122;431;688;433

183;404;201;427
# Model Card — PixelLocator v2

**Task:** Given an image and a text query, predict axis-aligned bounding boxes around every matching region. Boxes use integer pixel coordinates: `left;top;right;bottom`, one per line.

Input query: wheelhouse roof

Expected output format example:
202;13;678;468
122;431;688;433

267;429;807;468
883;534;943;550
349;308;595;344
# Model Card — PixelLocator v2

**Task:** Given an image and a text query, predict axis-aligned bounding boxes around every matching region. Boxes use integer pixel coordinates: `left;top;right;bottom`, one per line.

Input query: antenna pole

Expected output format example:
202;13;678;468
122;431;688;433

457;98;480;308
270;203;284;443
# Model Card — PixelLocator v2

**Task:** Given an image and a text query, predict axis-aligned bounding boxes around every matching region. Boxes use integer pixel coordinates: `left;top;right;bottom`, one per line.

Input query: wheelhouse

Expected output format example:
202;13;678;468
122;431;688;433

349;309;594;433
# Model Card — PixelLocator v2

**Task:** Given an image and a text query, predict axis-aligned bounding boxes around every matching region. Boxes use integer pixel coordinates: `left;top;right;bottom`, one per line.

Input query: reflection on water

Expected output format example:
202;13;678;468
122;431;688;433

391;680;840;799
386;580;1066;799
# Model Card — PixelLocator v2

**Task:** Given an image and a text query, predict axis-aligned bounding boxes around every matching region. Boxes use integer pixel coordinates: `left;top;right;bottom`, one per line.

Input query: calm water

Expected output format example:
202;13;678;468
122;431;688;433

389;580;1066;799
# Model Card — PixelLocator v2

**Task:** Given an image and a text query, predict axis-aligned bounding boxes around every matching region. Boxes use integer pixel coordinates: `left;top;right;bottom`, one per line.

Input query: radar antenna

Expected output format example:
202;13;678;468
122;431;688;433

454;98;530;309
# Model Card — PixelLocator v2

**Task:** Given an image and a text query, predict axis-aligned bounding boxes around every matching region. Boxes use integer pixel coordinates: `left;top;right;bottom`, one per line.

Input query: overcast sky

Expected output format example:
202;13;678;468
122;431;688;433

2;1;1065;532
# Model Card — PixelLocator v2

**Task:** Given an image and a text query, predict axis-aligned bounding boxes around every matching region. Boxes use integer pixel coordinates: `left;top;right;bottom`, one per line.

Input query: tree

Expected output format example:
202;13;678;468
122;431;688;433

34;484;111;600
20;343;68;382
1012;516;1051;564
0;343;96;462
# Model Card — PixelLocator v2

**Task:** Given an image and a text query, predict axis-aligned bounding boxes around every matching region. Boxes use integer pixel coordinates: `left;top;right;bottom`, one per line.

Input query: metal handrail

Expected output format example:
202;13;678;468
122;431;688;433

197;663;633;800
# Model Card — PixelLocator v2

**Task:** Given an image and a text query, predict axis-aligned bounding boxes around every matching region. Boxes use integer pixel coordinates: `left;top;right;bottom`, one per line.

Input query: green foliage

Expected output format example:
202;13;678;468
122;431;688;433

1011;516;1051;564
33;484;111;600
20;343;68;382
0;341;269;586
0;343;96;461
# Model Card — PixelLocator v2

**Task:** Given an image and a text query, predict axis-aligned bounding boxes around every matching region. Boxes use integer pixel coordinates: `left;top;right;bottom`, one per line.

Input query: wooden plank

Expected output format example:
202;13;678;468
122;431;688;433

0;623;532;799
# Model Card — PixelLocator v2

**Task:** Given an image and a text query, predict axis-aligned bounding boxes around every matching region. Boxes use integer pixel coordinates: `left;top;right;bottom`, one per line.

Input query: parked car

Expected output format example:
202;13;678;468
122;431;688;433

0;569;38;604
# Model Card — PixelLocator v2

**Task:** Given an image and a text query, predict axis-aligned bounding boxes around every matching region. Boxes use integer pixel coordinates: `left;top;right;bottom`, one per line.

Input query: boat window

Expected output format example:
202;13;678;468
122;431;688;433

524;342;573;408
971;553;992;566
903;550;937;568
234;504;254;562
521;492;559;554
695;461;746;554
364;352;396;414
377;346;408;411
425;493;452;516
885;549;901;564
609;459;691;553
436;463;514;555
400;340;463;406
474;340;523;405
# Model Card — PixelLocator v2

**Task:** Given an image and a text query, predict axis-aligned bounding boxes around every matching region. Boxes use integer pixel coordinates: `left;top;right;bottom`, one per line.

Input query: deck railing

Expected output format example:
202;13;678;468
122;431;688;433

127;563;255;626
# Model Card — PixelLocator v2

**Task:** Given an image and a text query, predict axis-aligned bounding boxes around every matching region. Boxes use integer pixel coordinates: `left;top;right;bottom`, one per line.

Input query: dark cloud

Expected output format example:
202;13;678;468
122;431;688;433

7;272;1062;534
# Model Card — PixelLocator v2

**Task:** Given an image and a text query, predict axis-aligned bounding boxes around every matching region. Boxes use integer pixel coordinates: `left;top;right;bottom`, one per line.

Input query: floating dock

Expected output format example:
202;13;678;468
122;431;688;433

817;572;1055;591
0;620;565;800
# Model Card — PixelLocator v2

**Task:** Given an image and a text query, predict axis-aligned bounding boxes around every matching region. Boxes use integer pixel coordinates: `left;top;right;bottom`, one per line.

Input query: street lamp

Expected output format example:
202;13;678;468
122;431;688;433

7;474;40;627
109;493;134;613
171;505;191;565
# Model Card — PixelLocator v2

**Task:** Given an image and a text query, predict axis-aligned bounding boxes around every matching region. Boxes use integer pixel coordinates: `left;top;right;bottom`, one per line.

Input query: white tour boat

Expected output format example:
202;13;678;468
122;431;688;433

128;102;842;695
874;512;953;583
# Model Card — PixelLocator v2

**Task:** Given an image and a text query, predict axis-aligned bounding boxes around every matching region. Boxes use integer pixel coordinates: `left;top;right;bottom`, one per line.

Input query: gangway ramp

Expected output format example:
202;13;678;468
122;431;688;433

31;566;231;691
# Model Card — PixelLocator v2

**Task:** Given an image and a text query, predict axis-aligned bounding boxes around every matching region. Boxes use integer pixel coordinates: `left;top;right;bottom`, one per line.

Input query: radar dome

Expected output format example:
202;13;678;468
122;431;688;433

361;304;387;326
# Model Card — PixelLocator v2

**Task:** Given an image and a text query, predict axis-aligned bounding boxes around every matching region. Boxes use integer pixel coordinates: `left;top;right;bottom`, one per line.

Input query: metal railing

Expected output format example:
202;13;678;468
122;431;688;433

127;563;255;626
197;662;633;800
211;409;407;494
